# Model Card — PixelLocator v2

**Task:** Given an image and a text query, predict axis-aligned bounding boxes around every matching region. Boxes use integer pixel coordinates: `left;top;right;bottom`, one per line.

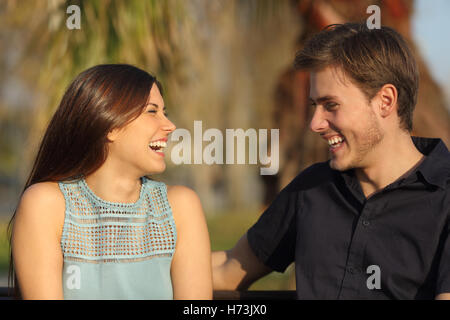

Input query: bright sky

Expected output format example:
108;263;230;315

412;0;450;106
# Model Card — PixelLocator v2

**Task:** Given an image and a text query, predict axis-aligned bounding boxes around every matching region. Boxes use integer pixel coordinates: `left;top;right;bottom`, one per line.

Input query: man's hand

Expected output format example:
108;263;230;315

212;233;272;290
436;293;450;300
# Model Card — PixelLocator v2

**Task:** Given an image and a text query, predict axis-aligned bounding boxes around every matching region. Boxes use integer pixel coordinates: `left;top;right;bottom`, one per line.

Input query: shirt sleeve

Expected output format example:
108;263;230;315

436;211;450;295
247;180;300;272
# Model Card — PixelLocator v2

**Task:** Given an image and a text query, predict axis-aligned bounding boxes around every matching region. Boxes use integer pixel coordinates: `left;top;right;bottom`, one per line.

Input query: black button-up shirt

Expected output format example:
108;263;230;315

247;137;450;299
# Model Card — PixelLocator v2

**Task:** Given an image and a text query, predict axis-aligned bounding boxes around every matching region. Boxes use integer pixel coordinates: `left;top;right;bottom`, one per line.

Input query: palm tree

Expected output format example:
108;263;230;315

4;0;188;157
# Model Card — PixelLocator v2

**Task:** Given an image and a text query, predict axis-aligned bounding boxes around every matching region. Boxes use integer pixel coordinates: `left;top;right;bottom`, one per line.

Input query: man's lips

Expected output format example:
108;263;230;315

320;134;346;153
321;133;344;140
321;134;345;144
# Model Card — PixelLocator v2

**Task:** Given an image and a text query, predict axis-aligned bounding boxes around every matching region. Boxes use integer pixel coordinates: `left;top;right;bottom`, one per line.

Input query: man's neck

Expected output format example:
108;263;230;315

354;133;424;199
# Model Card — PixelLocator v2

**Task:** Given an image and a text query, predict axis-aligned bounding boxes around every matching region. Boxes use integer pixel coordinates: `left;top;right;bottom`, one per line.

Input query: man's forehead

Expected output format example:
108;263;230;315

310;66;349;84
309;66;353;98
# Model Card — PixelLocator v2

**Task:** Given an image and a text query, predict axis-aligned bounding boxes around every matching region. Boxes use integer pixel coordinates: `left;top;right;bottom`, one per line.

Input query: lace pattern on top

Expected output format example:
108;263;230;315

58;177;176;263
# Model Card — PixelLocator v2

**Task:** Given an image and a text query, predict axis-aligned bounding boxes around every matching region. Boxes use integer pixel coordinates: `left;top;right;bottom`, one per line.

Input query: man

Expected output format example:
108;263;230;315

212;23;450;300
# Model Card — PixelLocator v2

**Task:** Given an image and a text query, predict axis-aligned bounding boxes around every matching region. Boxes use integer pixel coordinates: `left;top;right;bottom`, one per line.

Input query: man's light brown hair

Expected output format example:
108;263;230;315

295;23;419;132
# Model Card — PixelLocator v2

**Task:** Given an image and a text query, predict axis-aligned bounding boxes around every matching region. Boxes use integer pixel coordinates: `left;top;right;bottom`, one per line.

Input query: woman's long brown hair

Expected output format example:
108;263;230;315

7;64;161;298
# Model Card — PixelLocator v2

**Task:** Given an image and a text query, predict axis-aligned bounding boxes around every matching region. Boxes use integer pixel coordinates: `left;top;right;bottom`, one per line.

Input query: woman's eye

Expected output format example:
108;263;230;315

147;109;169;118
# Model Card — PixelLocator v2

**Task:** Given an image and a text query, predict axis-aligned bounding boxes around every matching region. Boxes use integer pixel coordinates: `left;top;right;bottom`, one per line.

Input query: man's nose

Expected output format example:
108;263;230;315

309;107;328;133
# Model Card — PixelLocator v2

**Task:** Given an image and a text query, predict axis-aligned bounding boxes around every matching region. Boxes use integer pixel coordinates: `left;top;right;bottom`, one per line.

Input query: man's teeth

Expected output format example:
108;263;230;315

327;136;344;146
149;141;167;149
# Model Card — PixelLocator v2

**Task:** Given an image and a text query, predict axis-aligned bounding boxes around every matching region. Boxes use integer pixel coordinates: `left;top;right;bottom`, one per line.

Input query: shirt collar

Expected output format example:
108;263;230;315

412;136;450;189
336;136;450;200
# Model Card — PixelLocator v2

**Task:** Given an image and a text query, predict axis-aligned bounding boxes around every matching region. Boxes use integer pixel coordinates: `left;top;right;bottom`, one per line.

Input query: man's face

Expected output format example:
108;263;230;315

309;66;384;171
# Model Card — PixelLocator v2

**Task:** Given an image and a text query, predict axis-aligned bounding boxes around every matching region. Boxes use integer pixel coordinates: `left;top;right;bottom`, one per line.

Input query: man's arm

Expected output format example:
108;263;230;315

212;233;272;290
212;175;299;291
436;293;450;300
435;203;450;300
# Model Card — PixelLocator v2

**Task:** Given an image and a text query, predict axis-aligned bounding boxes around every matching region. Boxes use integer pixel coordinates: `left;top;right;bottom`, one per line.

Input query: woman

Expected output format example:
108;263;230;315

8;64;212;299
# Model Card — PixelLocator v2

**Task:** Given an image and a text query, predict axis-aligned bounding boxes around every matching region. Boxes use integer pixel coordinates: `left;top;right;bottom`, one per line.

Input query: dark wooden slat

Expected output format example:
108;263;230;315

0;287;296;300
0;287;12;300
214;290;296;300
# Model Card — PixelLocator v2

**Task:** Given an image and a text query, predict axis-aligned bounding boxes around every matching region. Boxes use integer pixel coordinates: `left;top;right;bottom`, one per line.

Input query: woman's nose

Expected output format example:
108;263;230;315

162;117;176;133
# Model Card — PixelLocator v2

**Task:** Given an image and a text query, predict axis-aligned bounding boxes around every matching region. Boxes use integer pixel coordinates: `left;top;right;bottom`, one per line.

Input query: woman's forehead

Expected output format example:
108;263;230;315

147;83;164;106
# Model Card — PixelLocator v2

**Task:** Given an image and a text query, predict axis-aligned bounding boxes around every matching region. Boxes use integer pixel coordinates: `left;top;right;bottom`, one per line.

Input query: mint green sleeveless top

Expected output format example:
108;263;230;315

58;177;176;300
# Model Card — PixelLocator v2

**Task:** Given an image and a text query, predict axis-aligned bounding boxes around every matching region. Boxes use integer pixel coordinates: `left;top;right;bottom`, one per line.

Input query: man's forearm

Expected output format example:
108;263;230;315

436;293;450;300
211;250;235;290
211;234;273;291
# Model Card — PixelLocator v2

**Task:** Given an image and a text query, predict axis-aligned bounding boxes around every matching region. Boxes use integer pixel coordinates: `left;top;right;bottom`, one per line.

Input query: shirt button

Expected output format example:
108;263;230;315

362;220;370;227
348;267;354;274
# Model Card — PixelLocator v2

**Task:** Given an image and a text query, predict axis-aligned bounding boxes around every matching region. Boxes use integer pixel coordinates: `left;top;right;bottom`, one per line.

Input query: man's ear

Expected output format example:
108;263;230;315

377;84;398;118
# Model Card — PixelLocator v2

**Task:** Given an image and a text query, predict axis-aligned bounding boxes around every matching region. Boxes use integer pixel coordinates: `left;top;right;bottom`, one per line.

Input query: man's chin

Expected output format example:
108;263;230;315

329;159;352;172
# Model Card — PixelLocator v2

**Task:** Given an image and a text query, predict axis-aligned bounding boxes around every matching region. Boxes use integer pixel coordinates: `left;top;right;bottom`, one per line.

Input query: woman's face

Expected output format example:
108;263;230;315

107;83;176;176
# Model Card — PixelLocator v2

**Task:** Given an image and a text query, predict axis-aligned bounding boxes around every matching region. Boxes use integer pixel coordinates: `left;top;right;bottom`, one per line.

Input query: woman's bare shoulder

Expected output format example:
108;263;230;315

15;182;66;238
166;185;201;205
166;185;204;226
20;181;65;208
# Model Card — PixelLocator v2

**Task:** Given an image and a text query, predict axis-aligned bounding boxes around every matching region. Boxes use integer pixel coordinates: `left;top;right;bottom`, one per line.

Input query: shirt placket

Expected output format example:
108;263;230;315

338;199;375;299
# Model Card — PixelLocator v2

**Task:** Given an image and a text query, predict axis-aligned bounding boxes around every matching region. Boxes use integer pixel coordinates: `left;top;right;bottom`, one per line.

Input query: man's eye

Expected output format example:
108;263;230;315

325;102;338;110
148;110;157;114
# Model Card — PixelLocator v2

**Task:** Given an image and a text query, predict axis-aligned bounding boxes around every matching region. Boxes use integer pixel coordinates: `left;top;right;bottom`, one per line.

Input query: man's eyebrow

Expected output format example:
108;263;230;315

309;95;339;104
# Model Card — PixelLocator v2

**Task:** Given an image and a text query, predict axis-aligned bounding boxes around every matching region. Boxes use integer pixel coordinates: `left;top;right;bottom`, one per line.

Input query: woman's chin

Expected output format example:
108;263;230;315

145;163;166;176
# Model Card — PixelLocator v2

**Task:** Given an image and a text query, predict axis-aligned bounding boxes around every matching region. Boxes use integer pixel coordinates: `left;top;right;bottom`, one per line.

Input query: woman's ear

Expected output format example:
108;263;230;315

107;128;119;142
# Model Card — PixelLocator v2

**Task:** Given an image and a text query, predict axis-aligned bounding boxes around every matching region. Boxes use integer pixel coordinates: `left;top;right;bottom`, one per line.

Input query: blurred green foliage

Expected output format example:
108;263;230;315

0;221;9;274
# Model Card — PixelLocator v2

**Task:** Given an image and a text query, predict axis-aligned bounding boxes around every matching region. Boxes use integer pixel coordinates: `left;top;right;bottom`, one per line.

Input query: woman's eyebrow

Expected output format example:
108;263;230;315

146;102;166;110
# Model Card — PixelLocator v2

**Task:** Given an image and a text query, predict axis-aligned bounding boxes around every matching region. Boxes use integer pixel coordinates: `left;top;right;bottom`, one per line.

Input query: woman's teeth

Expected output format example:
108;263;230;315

149;141;167;151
